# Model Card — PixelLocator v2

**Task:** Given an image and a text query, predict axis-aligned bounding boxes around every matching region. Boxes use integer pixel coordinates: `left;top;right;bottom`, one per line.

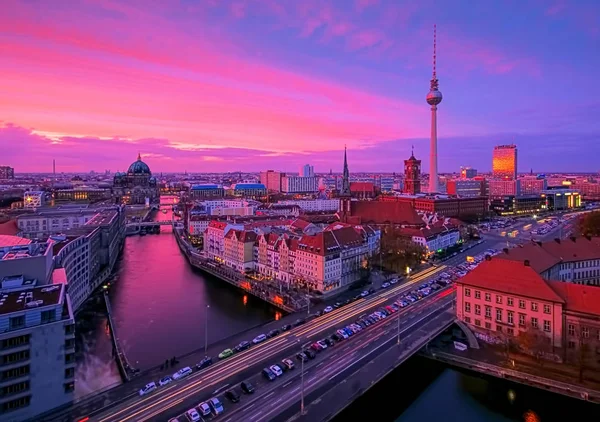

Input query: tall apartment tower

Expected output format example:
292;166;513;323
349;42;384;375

492;144;518;179
426;25;443;194
299;164;314;178
404;147;422;195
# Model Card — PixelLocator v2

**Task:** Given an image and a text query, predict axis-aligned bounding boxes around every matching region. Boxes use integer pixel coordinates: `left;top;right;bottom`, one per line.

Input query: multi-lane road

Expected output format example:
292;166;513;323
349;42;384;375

88;263;454;422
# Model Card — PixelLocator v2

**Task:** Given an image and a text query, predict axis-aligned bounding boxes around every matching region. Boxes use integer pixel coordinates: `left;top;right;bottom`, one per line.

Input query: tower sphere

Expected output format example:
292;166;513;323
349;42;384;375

426;89;443;106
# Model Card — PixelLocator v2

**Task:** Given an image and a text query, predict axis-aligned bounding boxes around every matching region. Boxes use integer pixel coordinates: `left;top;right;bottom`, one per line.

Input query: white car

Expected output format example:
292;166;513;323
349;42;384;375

159;376;172;386
186;408;201;422
172;366;192;380
198;401;211;416
323;306;333;313
270;364;283;377
317;340;328;350
253;334;267;344
382;282;390;288
139;382;157;396
360;290;369;297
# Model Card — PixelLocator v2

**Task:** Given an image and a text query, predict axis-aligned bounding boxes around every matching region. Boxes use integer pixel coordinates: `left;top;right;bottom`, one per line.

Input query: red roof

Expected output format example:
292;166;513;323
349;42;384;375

297;226;364;256
349;201;422;226
350;182;375;193
546;281;600;316
458;259;565;303
0;220;19;236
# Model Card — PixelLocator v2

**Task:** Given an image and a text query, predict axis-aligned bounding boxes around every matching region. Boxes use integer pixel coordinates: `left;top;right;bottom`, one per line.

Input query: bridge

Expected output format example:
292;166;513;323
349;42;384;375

125;220;174;235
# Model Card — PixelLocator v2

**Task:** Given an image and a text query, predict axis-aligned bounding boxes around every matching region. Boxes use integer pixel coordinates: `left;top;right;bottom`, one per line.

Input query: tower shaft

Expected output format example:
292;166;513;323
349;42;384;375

429;105;439;193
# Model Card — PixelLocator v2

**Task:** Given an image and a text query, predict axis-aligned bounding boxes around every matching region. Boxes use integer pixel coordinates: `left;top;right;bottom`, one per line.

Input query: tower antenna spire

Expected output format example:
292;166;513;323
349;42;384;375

433;24;437;80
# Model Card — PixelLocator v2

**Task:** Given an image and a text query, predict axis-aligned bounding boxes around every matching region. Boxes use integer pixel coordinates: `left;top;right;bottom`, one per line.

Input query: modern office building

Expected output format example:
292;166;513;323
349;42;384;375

520;176;547;195
259;170;285;192
492;144;518;180
0;236;76;420
23;192;45;210
112;154;159;205
460;167;477;179
446;179;483;198
489;195;545;216
53;188;112;203
299;164;314;178
231;183;267;198
0;166;15;180
189;184;225;199
277;199;340;212
540;189;582;211
281;176;319;193
489;179;521;198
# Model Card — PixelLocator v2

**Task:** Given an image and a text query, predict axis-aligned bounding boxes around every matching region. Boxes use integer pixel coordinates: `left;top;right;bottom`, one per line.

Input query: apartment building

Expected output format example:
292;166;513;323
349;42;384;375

276;199;340;213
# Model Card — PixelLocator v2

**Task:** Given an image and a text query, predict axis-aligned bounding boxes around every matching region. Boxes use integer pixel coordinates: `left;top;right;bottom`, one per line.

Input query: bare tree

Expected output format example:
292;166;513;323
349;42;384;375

518;324;550;364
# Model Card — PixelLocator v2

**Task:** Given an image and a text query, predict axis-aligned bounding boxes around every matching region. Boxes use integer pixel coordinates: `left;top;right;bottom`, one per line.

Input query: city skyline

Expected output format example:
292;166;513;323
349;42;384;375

2;0;600;173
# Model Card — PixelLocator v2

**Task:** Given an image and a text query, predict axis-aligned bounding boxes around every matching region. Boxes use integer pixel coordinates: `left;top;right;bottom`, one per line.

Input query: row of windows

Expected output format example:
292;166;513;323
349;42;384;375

464;289;551;313
464;303;551;331
0;365;29;382
0;381;29;398
0;335;30;351
1;350;30;366
1;395;31;414
567;324;600;340
465;317;550;334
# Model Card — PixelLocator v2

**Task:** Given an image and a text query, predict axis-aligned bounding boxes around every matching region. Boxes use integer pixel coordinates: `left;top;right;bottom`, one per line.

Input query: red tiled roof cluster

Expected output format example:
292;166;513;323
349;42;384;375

348;201;423;226
547;281;600;316
349;182;375;193
296;226;365;256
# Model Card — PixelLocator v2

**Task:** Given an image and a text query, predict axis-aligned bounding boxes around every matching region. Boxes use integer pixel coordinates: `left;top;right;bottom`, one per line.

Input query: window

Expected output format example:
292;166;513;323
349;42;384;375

65;353;75;365
41;310;55;324
484;306;491;319
507;328;514;335
475;291;481;299
465;316;471;324
0;365;29;382
519;313;526;327
1;335;30;351
1;351;30;366
64;382;75;393
507;297;514;307
568;341;576;349
65;368;75;379
531;302;538;312
1;395;31;413
475;304;481;315
475;319;481;327
543;320;551;332
8;316;24;331
582;327;589;338
568;324;575;336
544;304;551;314
496;325;503;332
532;317;538;329
496;295;502;304
519;299;526;309
485;293;491;302
485;322;491;329
465;288;471;297
0;381;30;398
507;311;514;325
496;308;502;322
464;302;471;313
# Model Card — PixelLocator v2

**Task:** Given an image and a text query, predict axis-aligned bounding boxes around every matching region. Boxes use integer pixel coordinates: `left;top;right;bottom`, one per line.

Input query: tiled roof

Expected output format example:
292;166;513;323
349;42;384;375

546;281;600;316
349;201;422;226
497;237;600;273
350;182;375;193
290;219;312;230
0;234;31;247
0;220;19;236
208;221;228;230
297;226;364;256
458;259;565;303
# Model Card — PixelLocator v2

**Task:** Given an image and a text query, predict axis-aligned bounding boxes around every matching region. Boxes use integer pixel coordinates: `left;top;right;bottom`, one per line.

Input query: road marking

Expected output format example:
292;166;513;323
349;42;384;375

282;380;293;388
263;391;275;399
245;403;256;410
316;362;325;368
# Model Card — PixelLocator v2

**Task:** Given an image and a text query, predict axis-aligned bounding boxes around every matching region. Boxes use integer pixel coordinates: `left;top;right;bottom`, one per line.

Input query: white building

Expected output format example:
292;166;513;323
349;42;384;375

277;199;340;212
402;225;460;255
281;176;319;193
0;236;76;421
23;192;45;209
17;209;98;239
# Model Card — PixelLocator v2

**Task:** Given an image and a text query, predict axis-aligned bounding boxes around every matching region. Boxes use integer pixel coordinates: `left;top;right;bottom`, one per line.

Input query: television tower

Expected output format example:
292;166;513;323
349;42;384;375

427;24;442;194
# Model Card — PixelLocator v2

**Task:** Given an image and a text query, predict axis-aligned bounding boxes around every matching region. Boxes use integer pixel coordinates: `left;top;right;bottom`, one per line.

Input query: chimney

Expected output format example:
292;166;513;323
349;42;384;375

524;259;530;267
570;236;577;242
502;247;509;254
536;241;542;246
485;254;492;261
554;238;561;244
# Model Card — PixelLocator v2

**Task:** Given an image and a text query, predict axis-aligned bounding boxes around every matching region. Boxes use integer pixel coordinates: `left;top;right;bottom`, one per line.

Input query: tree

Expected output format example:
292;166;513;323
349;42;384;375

578;211;600;237
378;224;426;274
518;324;550;363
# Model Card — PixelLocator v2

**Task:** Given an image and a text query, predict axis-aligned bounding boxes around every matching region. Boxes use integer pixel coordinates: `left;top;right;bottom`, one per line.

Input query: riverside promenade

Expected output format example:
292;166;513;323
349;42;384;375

103;291;137;382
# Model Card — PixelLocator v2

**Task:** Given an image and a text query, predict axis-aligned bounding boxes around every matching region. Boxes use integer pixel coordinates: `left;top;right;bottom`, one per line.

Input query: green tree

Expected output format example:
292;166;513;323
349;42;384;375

578;211;600;236
378;224;426;274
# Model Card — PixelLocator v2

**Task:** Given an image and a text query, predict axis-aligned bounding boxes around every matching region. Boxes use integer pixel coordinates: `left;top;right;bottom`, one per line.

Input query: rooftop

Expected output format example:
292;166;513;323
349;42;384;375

0;283;63;316
547;281;600;316
233;183;266;189
191;184;221;190
0;235;31;247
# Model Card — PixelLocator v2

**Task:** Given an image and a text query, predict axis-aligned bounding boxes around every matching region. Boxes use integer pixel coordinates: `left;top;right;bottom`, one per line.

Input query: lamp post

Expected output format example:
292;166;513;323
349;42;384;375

204;304;210;355
397;311;401;345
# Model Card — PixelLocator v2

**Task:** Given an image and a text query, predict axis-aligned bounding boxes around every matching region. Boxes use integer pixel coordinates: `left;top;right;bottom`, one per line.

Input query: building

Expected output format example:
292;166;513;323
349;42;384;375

572;179;600;201
400;223;460;255
379;177;394;192
520;176;547;195
489;179;521;198
112;154;159;205
349;182;377;199
460;167;477;179
281;176;318;193
223;230;257;272
381;195;488;220
492;144;518;180
299;164;314;178
259;171;285;193
256;204;301;217
456;257;600;368
490;195;545;216
277;199;340;213
189;184;225;199
17;208;99;239
541;189;581;211
231;183;267;198
426;26;442;193
0;236;76;420
54;188;112;203
496;236;600;286
403;150;421;195
23;192;45;209
189;200;255;217
446;179;483;198
0;166;15;180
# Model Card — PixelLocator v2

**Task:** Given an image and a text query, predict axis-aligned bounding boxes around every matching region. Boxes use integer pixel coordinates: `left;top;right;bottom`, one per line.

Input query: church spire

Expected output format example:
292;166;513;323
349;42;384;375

340;145;351;197
137;152;142;161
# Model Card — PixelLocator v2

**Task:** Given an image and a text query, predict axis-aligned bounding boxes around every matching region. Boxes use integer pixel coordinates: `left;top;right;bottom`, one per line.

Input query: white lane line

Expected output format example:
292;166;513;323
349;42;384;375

316;362;325;368
248;410;264;421
282;380;293;388
245;403;256;410
263;391;275;399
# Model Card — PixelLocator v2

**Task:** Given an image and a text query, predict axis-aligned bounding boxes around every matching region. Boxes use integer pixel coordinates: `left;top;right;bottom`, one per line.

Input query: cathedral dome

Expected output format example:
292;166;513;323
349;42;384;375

127;153;151;175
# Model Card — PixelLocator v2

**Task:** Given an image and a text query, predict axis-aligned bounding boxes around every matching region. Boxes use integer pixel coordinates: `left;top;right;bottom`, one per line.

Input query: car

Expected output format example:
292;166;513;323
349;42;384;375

225;389;241;403
241;381;255;394
196;356;213;370
323;338;334;347
267;329;280;338
296;352;308;362
263;367;276;380
253;334;267;344
198;402;211;416
159;376;172;386
343;327;354;336
382;282;390;288
333;302;343;309
172;367;192;380
360;290;370;297
139;382;157;396
270;364;283;377
390;278;399;284
311;342;322;352
235;340;251;352
208;397;224;415
337;329;348;339
317;340;328;350
186;408;201;422
282;358;295;370
293;319;305;327
281;324;292;331
323;306;333;313
304;349;316;359
218;349;234;359
331;333;341;342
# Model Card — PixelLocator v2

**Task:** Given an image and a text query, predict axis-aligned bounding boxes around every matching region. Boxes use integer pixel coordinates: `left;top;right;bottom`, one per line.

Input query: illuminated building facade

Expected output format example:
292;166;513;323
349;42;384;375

541;189;582;211
460;167;477;179
112;154;159;205
0;166;14;179
492;144;517;179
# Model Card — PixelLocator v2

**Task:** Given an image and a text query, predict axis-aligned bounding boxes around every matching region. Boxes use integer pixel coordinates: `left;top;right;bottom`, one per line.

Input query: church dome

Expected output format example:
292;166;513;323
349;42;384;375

127;153;151;175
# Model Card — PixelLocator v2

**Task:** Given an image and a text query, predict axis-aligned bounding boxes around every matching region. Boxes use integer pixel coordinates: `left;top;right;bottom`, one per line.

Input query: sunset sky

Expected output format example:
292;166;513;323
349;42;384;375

1;0;599;173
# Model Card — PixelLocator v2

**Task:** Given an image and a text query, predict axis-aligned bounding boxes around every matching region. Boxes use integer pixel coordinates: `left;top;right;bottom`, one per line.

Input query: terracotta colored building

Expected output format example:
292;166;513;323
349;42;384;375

380;195;488;219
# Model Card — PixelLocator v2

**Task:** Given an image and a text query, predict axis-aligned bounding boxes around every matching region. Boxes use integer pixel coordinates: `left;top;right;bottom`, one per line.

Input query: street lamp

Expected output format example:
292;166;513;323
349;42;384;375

397;312;401;345
204;305;210;355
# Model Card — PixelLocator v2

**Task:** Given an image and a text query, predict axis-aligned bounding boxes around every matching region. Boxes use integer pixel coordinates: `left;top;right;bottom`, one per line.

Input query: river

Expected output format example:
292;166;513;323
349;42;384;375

74;204;278;398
